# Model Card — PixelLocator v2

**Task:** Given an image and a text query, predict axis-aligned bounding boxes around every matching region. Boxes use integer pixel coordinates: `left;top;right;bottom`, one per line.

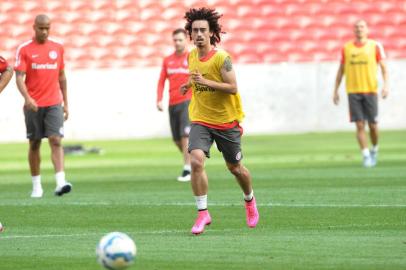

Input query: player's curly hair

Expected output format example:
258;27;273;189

184;7;224;46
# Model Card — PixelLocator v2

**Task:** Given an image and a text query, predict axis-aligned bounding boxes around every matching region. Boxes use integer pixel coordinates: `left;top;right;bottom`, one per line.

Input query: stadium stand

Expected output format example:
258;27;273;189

1;0;405;69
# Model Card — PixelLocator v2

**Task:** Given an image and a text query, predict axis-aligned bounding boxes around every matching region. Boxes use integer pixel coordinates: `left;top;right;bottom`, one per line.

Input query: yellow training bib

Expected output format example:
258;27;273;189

188;48;244;125
343;39;382;94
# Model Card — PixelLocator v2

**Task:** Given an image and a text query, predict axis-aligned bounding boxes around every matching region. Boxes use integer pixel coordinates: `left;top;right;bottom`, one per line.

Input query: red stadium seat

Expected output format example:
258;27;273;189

2;0;405;69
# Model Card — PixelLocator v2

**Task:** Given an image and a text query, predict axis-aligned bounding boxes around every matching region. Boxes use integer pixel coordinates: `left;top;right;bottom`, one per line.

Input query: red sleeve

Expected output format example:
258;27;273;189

0;56;8;73
340;47;345;64
156;59;167;103
14;47;27;72
376;44;383;62
60;46;65;70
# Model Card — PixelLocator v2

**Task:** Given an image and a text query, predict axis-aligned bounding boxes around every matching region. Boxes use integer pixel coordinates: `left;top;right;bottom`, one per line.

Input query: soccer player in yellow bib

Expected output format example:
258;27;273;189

333;19;388;168
180;7;259;235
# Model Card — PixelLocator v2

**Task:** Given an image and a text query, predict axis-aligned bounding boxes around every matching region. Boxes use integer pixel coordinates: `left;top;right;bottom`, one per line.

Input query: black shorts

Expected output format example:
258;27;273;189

348;94;378;123
169;100;191;141
24;104;64;140
188;123;243;164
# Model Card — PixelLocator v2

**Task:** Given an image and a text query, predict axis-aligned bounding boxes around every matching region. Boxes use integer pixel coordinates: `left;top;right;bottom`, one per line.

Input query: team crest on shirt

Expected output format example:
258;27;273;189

49;50;58;60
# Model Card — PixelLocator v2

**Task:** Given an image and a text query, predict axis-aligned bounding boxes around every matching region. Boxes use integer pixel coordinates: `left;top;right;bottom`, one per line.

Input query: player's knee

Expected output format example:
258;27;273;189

190;151;205;172
29;140;41;151
228;163;242;176
49;136;62;148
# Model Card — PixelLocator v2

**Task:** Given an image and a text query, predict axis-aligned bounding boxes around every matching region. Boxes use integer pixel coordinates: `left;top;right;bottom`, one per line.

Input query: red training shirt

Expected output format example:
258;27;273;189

156;51;191;106
15;38;65;107
0;56;9;73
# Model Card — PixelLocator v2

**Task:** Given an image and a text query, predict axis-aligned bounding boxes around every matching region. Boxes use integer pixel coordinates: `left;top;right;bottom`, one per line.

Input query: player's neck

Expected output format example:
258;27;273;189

34;37;47;44
175;49;185;56
355;37;367;44
197;45;212;58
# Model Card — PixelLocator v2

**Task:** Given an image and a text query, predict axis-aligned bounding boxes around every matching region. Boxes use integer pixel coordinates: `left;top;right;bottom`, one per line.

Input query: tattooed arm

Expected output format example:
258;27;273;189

190;56;238;94
0;66;13;94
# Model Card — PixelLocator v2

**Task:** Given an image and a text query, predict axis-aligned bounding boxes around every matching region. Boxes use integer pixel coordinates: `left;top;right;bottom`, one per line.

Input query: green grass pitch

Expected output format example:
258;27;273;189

0;130;405;270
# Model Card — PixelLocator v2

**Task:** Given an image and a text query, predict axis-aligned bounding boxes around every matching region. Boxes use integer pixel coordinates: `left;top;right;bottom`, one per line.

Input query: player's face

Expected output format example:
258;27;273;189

34;21;50;43
191;20;212;48
354;21;368;40
173;32;187;53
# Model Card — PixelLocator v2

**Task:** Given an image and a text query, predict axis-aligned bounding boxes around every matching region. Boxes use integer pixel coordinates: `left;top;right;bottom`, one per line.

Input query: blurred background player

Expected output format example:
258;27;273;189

333;19;388;168
15;14;72;197
181;7;259;235
156;28;192;182
0;56;13;94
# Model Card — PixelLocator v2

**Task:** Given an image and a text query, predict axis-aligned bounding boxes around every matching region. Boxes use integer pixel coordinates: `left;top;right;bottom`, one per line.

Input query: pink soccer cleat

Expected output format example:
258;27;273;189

191;210;212;235
245;197;259;228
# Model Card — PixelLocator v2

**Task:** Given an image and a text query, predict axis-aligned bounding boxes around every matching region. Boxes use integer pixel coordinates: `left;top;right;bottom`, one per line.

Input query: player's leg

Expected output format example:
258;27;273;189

355;120;372;167
29;139;43;198
214;126;259;227
365;94;379;166
169;104;190;181
349;94;372;167
44;105;72;196
188;124;213;234
24;107;44;198
176;136;191;182
177;101;192;182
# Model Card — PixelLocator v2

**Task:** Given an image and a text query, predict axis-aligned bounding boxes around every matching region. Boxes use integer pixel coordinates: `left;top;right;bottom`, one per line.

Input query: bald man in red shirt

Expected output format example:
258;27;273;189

15;15;72;198
0;56;13;94
157;28;192;182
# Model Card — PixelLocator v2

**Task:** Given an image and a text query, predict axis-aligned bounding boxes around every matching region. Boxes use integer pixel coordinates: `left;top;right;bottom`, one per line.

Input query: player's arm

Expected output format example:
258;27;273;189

191;56;238;94
59;69;68;120
379;60;388;99
180;76;192;95
0;66;13;94
333;63;344;105
16;70;38;111
156;63;167;111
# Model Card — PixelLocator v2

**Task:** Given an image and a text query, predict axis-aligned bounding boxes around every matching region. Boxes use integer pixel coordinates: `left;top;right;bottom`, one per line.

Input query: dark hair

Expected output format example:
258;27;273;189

184;7;223;45
172;28;187;36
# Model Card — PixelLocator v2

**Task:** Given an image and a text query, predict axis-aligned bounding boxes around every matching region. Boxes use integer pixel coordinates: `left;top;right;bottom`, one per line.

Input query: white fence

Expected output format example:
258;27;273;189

0;60;405;142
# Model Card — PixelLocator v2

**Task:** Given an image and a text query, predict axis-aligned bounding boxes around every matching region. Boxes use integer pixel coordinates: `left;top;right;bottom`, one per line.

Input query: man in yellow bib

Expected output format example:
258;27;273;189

181;7;259;235
333;20;388;168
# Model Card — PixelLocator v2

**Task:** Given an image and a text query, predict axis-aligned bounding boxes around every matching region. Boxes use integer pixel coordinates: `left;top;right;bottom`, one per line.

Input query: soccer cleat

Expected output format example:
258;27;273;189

55;182;72;196
31;188;43;198
363;156;373;168
370;150;378;167
245;197;259;228
191;210;212;235
177;170;191;182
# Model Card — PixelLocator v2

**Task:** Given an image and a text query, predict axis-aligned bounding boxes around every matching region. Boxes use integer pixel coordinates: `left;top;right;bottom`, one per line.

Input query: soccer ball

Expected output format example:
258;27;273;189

96;232;137;270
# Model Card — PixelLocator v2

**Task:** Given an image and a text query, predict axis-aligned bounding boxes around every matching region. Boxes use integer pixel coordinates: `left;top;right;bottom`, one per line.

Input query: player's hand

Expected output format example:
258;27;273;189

63;106;69;121
25;97;38;112
190;71;207;86
157;101;163;112
333;92;340;105
180;83;190;95
381;87;389;99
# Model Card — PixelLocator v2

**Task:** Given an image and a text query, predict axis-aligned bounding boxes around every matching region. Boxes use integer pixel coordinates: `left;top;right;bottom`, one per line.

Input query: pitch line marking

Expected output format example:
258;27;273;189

0;201;405;208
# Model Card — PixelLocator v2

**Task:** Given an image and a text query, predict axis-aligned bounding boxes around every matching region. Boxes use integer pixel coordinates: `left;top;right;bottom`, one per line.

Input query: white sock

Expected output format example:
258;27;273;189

55;171;66;187
371;145;378;153
32;175;42;189
184;164;191;172
244;190;254;201
194;195;208;210
361;148;370;158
